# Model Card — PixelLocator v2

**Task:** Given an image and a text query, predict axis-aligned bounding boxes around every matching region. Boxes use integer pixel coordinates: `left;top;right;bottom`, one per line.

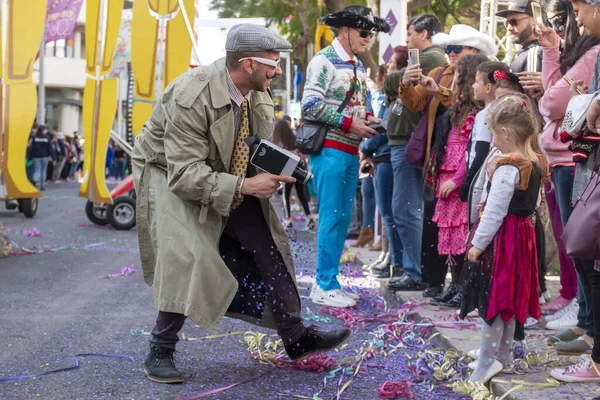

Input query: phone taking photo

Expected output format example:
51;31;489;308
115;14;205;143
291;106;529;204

531;1;545;34
408;48;419;67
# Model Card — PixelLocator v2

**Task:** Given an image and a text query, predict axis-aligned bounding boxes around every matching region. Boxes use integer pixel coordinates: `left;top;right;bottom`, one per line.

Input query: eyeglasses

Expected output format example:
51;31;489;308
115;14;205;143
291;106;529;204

548;13;567;33
355;28;375;39
505;16;530;27
238;57;281;68
445;45;467;55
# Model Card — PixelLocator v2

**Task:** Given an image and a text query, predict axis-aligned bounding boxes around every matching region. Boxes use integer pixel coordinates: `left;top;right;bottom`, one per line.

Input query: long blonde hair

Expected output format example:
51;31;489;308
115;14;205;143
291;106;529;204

486;93;542;161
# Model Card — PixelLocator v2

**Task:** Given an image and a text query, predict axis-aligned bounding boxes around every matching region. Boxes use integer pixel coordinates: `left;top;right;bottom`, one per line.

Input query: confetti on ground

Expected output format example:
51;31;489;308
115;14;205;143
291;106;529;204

97;264;137;279
22;228;41;237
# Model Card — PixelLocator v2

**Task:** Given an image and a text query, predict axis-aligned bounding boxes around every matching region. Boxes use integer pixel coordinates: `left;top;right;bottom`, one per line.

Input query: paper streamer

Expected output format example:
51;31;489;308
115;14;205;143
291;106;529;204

0;353;134;383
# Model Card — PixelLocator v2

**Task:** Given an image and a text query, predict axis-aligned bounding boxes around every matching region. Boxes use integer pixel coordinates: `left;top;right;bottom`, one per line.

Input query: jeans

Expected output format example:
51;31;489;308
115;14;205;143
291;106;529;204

32;157;50;189
575;259;596;339
113;159;127;179
309;148;359;291
390;145;424;281
374;162;402;267
361;176;375;228
546;169;577;300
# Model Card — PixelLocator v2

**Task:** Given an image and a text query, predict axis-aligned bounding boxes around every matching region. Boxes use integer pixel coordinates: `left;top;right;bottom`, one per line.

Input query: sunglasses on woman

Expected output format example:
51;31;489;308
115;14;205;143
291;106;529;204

355;29;375;39
548;13;567;33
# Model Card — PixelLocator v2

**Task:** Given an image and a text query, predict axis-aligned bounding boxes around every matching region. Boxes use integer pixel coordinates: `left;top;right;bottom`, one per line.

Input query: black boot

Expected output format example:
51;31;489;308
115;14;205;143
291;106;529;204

284;325;351;361
431;283;458;304
143;345;183;384
439;291;462;308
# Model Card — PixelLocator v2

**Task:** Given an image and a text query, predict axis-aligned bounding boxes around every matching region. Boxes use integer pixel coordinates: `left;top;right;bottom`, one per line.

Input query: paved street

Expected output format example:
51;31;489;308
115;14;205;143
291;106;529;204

0;182;463;400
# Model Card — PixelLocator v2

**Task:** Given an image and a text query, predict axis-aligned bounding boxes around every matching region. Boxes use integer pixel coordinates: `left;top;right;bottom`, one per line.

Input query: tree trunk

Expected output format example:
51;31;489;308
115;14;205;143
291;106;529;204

324;0;345;13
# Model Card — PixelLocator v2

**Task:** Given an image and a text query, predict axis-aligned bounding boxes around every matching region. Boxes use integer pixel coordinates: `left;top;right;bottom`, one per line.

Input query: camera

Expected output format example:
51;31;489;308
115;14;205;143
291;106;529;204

244;137;313;185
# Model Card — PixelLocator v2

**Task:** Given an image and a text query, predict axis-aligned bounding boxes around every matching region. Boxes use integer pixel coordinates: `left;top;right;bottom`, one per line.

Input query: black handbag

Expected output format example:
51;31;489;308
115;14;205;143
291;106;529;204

296;66;358;155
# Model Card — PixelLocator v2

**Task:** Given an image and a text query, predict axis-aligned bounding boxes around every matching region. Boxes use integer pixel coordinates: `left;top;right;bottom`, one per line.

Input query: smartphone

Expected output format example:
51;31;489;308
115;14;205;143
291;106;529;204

408;48;419;66
531;1;544;34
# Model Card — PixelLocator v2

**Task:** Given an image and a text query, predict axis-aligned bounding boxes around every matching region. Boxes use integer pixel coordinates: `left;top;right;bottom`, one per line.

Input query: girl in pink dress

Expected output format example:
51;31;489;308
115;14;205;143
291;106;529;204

425;54;489;307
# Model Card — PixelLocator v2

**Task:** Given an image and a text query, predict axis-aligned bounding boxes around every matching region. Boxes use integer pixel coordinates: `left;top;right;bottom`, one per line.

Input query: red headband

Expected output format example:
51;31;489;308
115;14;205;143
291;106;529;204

494;70;510;83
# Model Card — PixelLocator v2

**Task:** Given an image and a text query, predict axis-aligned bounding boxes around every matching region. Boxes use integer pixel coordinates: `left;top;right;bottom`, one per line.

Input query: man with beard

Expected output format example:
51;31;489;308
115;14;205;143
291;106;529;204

301;6;390;308
132;24;350;384
497;0;545;97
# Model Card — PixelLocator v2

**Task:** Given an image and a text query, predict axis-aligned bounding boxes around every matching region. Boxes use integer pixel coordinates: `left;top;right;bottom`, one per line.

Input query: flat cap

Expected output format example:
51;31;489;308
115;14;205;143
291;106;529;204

226;24;292;53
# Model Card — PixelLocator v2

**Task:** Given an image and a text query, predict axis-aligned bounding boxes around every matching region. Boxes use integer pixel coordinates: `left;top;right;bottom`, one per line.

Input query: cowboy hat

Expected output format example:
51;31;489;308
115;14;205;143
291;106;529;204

320;6;391;33
432;25;497;57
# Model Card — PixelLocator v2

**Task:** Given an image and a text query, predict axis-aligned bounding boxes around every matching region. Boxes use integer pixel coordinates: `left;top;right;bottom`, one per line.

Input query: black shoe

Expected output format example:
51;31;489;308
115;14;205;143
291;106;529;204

143;345;183;384
431;283;458;304
387;275;427;291
422;285;444;298
307;218;317;230
371;265;403;281
284;325;351;361
439;291;462;308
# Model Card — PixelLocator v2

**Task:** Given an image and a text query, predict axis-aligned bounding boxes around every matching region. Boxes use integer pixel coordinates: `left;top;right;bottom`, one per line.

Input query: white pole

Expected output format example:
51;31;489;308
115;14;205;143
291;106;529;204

177;0;201;66
285;54;291;114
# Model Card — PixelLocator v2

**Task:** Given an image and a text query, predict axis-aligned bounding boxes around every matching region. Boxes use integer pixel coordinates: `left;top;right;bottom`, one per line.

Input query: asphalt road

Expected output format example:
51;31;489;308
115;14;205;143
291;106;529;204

0;182;463;400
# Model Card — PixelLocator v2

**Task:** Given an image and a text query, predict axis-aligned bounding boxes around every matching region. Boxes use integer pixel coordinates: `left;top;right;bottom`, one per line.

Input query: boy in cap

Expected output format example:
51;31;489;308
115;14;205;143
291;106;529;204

132;23;351;384
301;6;390;308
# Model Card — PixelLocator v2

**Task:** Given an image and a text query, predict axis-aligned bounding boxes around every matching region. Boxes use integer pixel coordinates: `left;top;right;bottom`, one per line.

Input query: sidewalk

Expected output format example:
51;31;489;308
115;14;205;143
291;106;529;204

355;247;600;400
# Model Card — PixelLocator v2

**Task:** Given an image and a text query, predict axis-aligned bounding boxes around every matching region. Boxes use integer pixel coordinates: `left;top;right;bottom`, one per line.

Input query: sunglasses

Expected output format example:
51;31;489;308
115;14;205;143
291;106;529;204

445;45;468;55
548;13;567;33
238;56;281;68
505;16;530;27
355;29;375;39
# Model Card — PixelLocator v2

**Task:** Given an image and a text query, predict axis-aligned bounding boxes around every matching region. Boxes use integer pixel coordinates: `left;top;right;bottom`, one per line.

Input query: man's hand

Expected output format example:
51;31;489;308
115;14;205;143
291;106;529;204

439;180;459;199
350;118;378;138
587;99;600;134
420;75;439;93
367;115;381;125
468;246;484;263
242;173;295;199
401;64;422;86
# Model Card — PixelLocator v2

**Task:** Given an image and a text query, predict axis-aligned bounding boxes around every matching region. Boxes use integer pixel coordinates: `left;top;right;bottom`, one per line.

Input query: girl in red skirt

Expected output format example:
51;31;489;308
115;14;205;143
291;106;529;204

466;94;549;383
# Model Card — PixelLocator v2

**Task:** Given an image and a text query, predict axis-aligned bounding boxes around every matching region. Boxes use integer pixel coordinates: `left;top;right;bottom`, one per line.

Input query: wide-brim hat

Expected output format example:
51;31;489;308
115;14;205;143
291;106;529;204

432;24;497;57
496;0;533;18
320;6;391;33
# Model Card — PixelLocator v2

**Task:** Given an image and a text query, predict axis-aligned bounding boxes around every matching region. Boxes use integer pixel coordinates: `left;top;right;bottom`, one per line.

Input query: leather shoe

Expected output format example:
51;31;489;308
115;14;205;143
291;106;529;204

371;265;403;280
440;291;462;308
143;345;183;384
422;285;444;298
387;275;427;291
431;283;458;304
285;325;351;361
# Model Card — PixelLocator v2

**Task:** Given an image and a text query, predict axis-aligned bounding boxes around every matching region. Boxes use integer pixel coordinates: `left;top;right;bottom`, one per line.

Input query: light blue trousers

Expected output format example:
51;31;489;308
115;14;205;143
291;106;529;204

309;148;359;290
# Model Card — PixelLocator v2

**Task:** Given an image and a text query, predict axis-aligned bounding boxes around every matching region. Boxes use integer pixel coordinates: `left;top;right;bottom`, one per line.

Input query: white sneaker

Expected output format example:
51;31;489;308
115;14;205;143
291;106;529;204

546;298;578;322
469;359;503;384
341;287;360;300
312;287;356;308
542;291;551;301
468;349;480;360
539;295;546;305
309;283;317;299
525;317;539;329
546;303;579;331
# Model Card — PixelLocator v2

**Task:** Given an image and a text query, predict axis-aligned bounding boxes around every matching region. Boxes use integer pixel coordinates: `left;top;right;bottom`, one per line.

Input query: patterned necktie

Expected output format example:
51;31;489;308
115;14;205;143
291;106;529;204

230;99;250;210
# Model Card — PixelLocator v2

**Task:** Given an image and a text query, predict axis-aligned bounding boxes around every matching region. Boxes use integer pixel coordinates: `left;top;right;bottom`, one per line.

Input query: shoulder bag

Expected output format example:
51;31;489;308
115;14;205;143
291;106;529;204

562;147;600;259
296;66;358;155
405;67;447;168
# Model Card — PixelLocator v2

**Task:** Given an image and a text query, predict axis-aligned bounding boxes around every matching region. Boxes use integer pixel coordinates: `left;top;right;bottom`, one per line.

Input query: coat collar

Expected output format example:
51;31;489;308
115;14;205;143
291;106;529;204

208;58;233;109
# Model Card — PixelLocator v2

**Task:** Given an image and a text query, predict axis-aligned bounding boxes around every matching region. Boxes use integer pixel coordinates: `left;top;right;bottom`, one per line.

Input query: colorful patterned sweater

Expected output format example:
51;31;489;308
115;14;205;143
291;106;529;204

301;39;367;154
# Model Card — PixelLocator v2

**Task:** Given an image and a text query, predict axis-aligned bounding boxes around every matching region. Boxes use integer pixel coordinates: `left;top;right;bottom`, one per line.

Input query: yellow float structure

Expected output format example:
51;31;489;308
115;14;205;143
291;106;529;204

0;0;47;217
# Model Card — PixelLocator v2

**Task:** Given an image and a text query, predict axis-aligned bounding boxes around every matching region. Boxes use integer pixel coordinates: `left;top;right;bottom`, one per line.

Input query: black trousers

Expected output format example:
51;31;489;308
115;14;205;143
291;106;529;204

150;197;305;349
421;191;464;288
282;182;311;219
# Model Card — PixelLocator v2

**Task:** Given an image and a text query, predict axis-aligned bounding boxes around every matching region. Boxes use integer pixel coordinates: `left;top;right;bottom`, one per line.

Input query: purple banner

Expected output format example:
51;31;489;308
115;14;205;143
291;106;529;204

44;0;84;44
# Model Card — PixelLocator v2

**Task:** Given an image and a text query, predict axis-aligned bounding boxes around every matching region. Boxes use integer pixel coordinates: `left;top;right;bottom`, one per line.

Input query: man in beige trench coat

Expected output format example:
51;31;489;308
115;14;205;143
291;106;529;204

132;24;351;384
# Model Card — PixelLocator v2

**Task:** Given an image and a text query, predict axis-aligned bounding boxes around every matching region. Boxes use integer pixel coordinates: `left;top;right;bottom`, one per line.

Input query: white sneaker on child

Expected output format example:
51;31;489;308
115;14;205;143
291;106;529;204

524;317;539;329
469;360;503;384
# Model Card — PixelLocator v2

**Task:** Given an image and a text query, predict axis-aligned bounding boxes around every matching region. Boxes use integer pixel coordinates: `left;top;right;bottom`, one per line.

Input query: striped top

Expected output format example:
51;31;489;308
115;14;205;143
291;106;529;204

301;39;368;154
